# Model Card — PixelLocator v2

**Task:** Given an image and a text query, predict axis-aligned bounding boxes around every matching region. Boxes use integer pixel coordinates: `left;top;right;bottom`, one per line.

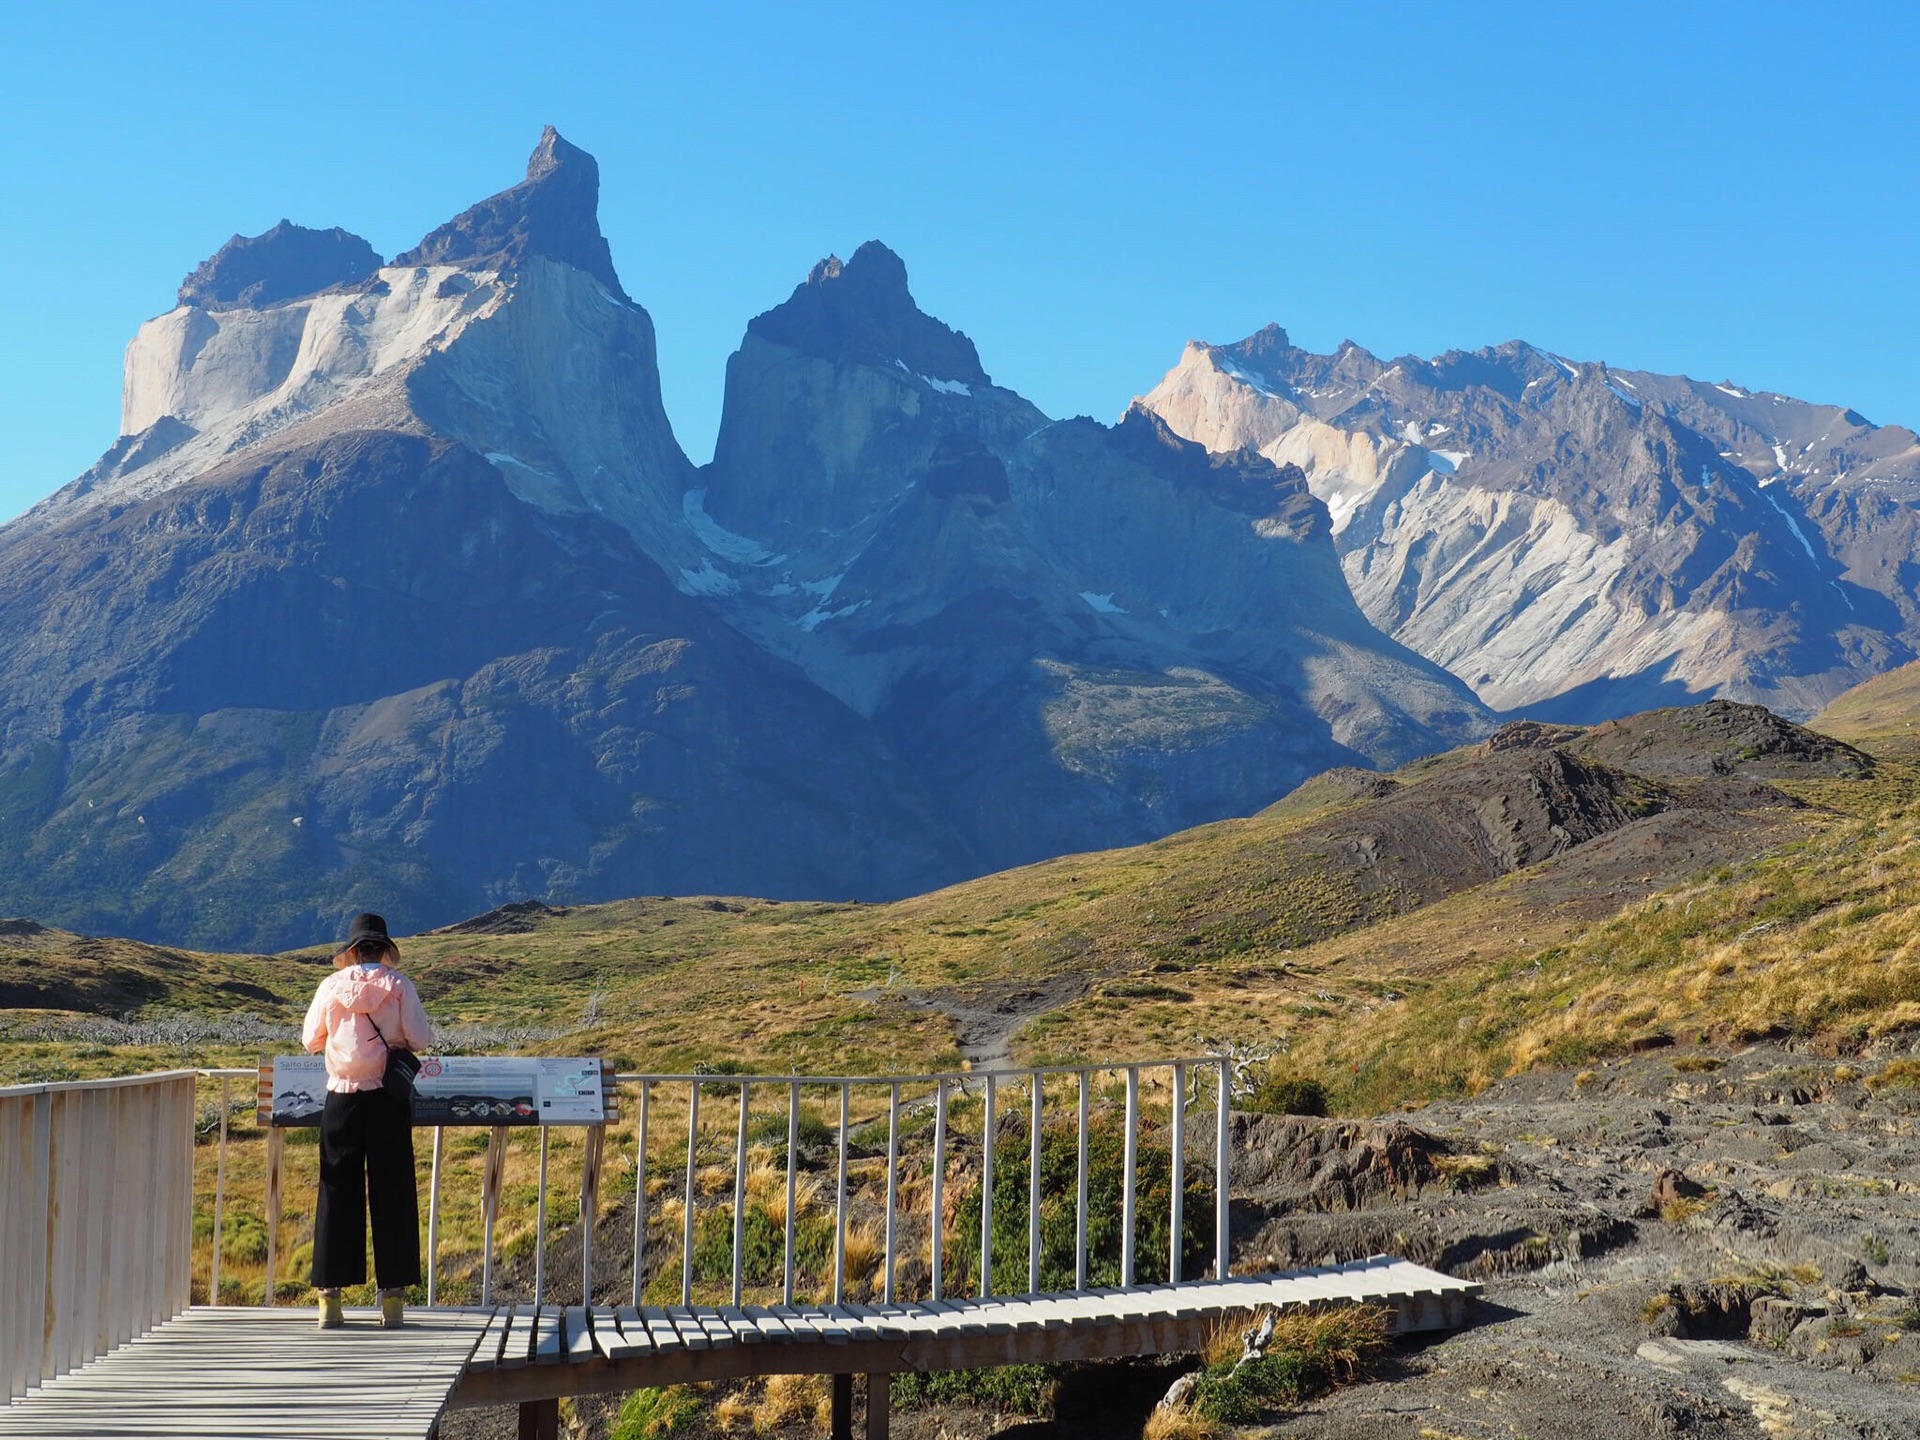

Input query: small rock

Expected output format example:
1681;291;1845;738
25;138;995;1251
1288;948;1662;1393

1748;1295;1818;1345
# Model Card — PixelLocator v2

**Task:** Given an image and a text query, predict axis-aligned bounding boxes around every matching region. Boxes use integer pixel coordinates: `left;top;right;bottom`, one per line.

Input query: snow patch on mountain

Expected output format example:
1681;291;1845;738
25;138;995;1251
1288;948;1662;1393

684;487;776;565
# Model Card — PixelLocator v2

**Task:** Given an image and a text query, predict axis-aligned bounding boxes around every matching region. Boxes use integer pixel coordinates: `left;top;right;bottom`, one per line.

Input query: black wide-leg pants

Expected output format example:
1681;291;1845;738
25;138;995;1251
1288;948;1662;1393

312;1088;421;1291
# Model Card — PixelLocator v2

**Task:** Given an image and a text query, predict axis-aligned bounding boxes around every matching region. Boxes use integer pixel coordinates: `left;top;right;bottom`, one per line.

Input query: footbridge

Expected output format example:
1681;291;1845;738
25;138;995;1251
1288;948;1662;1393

1;1061;1479;1438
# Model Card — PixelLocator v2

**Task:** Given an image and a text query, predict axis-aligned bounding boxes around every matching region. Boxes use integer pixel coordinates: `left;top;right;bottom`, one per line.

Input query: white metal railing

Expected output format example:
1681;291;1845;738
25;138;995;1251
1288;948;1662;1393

603;1058;1232;1311
193;1056;1238;1315
0;1071;197;1403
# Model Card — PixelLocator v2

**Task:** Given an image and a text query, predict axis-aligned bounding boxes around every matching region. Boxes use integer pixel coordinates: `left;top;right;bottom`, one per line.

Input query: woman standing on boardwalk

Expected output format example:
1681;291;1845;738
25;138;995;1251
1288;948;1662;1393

300;912;434;1329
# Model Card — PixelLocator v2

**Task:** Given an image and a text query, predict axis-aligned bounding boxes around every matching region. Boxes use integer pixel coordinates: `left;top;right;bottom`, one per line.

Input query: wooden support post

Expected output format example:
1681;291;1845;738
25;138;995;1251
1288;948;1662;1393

427;1124;445;1307
481;1125;509;1305
517;1396;559;1440
580;1123;605;1305
262;1126;285;1307
831;1373;854;1440
865;1373;890;1440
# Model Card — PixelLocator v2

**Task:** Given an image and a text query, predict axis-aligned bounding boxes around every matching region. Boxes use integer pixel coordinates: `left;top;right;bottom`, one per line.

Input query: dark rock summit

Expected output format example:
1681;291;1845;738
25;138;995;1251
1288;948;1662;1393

395;125;628;300
176;220;381;309
1565;698;1875;779
747;240;989;386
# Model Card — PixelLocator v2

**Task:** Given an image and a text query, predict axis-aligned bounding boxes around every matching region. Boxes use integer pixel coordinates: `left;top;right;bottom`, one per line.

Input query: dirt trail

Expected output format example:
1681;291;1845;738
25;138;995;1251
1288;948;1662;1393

899;974;1094;1069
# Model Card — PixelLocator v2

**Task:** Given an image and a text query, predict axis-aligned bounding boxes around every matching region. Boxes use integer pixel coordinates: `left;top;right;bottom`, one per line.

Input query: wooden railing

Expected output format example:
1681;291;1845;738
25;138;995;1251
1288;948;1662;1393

0;1072;196;1401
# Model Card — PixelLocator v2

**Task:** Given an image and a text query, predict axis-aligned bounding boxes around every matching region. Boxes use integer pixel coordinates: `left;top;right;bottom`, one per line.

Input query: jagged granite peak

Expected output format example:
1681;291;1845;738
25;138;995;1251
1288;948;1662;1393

394;125;627;300
747;240;989;387
177;220;382;309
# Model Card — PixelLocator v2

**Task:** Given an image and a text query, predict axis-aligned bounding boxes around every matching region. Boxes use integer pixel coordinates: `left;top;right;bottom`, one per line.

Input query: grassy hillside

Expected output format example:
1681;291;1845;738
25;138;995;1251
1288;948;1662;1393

1816;658;1920;762
8;700;1914;1116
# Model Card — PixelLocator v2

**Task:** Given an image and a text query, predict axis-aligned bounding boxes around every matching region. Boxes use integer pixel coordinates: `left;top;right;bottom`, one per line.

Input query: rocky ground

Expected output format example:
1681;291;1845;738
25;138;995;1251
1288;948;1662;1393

1243;1043;1920;1439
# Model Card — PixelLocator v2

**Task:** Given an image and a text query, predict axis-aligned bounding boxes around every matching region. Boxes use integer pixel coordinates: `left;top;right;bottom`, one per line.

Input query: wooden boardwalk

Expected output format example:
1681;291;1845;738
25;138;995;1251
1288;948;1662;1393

0;1261;1477;1438
0;1307;492;1439
452;1258;1478;1410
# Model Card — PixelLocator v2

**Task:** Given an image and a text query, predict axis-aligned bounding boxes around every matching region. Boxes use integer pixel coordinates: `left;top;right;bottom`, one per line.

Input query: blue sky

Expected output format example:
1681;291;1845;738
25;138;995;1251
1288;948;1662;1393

1;2;1915;521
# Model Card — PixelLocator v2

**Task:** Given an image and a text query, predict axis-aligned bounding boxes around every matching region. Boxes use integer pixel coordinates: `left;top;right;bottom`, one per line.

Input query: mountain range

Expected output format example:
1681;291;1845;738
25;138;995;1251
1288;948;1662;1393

0;127;1912;950
1140;326;1920;720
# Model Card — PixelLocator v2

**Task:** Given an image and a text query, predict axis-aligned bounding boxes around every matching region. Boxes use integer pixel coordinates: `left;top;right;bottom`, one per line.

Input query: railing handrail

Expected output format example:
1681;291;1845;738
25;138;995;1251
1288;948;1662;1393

0;1068;203;1099
604;1056;1235;1086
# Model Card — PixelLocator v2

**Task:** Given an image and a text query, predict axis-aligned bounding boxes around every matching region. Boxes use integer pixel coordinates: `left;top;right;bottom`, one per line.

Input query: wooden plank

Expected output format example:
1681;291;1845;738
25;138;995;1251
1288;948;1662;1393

533;1306;566;1364
496;1303;531;1370
820;1304;878;1342
636;1305;686;1354
661;1306;711;1351
741;1304;796;1343
469;1306;513;1373
602;1307;650;1360
715;1305;768;1344
690;1307;742;1349
565;1306;597;1364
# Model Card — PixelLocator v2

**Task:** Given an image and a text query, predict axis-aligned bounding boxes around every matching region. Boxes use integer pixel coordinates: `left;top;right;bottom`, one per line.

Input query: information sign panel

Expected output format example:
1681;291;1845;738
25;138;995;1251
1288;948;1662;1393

268;1054;605;1126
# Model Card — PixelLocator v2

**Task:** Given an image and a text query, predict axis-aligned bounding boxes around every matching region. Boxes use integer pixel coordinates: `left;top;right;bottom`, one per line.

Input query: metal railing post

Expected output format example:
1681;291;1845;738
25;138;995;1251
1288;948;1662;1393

1028;1074;1043;1294
1170;1061;1185;1284
833;1083;850;1303
783;1080;799;1306
1215;1058;1232;1279
732;1082;750;1307
631;1081;651;1308
1074;1069;1090;1292
930;1079;948;1300
681;1081;701;1306
210;1075;229;1305
1121;1066;1139;1287
884;1082;901;1304
980;1073;997;1298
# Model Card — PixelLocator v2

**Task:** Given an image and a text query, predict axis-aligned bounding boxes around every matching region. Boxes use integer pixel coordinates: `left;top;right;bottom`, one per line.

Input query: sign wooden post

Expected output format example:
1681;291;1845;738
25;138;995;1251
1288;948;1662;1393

262;1127;284;1307
481;1125;509;1305
579;1123;604;1304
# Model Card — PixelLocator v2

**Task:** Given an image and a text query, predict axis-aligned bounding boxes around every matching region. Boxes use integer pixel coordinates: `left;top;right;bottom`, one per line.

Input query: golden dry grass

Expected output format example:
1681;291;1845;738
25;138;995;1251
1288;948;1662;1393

711;1389;755;1433
752;1373;828;1434
1142;1406;1222;1440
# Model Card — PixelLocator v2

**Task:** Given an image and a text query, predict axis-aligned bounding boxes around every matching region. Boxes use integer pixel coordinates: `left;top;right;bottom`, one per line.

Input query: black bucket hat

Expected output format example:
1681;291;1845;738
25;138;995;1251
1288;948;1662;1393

345;911;395;954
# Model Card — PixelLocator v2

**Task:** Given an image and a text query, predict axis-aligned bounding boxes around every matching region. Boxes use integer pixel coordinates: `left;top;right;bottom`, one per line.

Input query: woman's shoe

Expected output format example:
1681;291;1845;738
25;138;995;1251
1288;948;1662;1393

317;1291;344;1330
379;1290;405;1329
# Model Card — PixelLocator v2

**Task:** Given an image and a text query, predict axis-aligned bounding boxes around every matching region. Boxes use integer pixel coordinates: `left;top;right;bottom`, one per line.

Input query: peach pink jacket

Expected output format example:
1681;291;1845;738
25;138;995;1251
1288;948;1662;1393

301;962;435;1093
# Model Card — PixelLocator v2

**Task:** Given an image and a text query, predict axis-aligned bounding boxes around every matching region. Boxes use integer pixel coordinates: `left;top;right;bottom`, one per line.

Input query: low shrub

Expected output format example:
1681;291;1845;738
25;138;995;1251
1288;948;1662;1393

891;1363;1060;1415
1243;1074;1330;1117
1188;1306;1389;1424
